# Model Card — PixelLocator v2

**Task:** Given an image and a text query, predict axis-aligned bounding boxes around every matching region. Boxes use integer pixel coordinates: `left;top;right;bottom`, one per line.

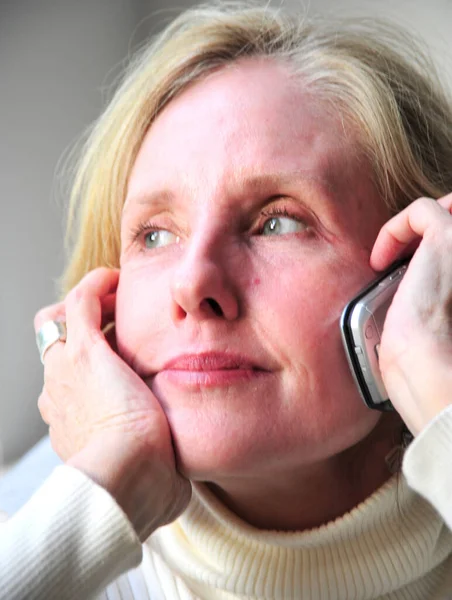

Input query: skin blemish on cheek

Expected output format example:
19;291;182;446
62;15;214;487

244;277;261;290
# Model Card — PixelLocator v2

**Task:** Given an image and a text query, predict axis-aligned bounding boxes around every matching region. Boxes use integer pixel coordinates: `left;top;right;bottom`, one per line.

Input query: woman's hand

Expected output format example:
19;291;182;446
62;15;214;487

34;268;191;541
370;193;452;436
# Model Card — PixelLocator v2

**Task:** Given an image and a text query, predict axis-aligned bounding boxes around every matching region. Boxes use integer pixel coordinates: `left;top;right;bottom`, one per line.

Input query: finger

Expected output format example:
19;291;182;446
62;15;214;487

34;302;66;333
38;390;52;425
41;335;68;379
437;192;452;213
65;268;119;348
40;337;67;365
48;426;65;461
104;324;118;353
100;293;116;330
34;305;68;365
36;273;119;333
34;287;116;365
370;197;452;270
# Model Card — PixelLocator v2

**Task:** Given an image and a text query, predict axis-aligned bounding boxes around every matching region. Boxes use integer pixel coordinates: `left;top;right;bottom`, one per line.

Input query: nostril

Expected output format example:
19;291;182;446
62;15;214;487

206;297;223;317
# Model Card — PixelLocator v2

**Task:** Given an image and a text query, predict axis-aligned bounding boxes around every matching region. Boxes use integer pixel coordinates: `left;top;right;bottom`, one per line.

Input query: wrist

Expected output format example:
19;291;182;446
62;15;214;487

67;435;191;541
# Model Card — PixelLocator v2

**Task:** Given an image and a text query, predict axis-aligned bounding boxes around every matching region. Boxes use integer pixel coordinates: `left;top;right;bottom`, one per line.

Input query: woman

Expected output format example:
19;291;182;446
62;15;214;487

2;3;452;599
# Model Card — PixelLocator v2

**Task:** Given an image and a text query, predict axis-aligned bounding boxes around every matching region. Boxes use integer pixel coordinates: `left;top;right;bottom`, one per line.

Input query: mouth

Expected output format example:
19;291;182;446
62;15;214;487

152;351;270;389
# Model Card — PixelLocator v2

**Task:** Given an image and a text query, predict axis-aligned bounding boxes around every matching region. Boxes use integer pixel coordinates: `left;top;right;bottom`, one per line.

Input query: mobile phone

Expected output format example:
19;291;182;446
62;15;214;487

340;260;409;411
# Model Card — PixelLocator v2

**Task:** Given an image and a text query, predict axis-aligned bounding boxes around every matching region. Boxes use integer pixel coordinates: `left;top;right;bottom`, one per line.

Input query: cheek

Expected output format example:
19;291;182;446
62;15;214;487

234;263;379;466
255;256;372;398
255;258;354;350
115;266;171;373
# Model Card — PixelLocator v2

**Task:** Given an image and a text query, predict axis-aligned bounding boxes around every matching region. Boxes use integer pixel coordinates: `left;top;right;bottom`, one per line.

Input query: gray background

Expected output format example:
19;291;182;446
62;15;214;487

1;0;451;466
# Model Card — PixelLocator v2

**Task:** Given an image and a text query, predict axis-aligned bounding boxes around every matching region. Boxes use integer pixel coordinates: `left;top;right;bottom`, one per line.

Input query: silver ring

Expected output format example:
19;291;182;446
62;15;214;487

36;320;67;364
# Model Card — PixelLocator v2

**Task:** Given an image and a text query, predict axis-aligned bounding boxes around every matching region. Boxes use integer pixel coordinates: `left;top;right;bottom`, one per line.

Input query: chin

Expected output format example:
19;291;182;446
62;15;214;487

167;414;260;480
165;399;382;483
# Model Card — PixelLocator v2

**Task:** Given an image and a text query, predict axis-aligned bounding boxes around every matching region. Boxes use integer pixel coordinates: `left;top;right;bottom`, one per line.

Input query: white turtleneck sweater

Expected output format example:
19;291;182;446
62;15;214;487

2;406;452;600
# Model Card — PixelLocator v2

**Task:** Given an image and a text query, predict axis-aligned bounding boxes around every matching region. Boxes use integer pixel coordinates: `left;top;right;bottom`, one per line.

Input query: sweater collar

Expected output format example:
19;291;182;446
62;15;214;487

151;475;452;599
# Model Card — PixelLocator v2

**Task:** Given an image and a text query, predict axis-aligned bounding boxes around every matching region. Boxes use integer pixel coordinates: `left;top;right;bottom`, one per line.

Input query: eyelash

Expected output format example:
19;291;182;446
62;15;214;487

256;205;307;234
130;205;309;248
130;219;161;244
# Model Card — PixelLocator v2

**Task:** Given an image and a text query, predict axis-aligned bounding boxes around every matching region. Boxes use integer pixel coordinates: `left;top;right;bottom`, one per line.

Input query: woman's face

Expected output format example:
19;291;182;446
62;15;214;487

116;59;391;481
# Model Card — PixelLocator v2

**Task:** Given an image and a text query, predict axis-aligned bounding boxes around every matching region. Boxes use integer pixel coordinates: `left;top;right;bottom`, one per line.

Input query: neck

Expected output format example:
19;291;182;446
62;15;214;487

207;413;404;531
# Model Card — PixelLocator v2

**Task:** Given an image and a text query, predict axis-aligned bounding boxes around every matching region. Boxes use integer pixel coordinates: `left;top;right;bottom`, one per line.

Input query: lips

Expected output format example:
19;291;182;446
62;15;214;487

154;351;270;389
161;352;261;371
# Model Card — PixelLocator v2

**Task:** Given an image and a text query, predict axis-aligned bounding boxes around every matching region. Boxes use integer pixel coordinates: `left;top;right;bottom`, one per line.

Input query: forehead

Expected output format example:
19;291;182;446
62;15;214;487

126;59;359;203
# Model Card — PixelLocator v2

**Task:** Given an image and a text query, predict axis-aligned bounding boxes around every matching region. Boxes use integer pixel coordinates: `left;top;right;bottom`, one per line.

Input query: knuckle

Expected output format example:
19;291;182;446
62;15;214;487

65;267;113;306
37;391;50;423
92;266;113;279
65;284;82;306
66;334;95;370
424;219;452;246
411;196;436;215
34;303;65;331
437;192;452;212
416;196;434;206
34;309;47;330
71;267;114;293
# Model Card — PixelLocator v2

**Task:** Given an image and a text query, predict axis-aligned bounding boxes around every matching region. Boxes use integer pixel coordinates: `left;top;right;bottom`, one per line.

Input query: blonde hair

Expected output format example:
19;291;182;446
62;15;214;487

60;1;452;295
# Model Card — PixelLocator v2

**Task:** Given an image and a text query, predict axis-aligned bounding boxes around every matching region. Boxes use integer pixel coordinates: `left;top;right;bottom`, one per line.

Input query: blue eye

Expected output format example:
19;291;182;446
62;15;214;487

261;216;306;236
144;230;179;249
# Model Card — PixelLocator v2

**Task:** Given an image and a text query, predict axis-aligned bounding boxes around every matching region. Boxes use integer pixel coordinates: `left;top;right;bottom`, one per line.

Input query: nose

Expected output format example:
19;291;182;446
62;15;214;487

170;237;240;324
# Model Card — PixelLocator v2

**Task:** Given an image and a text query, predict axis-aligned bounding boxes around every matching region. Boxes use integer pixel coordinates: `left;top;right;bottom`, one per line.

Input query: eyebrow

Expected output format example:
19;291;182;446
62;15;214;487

123;170;333;213
123;189;175;214
234;170;333;194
